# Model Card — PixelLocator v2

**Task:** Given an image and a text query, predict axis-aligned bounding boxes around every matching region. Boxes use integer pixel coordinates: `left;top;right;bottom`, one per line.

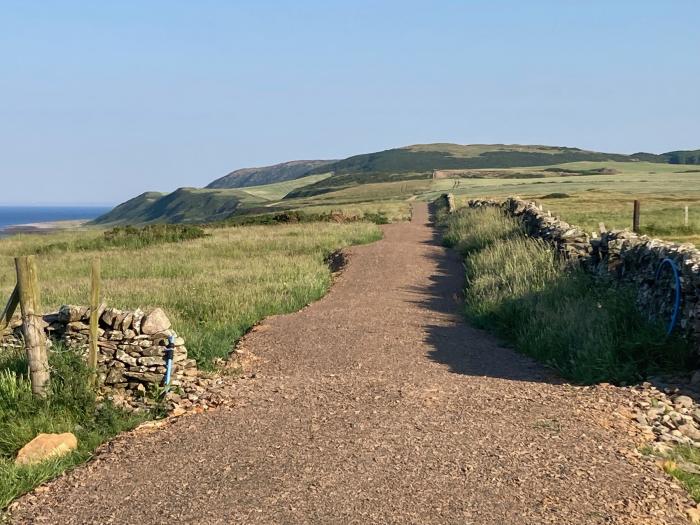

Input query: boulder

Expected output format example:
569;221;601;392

15;433;78;466
141;308;171;335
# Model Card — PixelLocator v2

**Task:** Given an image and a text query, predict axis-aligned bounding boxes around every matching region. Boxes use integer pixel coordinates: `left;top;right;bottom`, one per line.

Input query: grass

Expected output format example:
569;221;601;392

0;221;382;369
443;206;693;384
659;446;700;503
0;344;144;510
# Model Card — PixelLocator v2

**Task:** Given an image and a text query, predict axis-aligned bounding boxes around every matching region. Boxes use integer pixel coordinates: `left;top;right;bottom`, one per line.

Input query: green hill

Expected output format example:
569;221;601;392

206;160;335;189
92;174;332;225
94;143;697;225
286;143;662;198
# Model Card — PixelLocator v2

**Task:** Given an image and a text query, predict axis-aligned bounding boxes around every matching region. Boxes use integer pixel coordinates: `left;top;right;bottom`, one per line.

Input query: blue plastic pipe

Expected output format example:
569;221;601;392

164;334;175;390
654;258;681;336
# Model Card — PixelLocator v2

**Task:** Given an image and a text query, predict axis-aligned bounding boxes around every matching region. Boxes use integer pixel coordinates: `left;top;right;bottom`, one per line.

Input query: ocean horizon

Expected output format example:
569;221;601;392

0;206;112;232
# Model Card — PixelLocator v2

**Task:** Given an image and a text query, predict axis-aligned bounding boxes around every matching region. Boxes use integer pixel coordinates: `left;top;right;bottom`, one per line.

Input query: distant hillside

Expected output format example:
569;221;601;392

286;143;659;198
92;188;258;225
206;160;335;189
92;174;330;225
662;149;700;165
95;143;698;225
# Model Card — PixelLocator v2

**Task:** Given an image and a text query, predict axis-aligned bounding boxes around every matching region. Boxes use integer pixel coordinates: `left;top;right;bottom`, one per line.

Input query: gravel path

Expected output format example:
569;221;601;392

11;203;694;524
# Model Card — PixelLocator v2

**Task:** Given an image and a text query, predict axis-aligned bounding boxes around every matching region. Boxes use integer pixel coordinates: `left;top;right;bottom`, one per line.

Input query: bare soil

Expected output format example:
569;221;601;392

10;203;693;524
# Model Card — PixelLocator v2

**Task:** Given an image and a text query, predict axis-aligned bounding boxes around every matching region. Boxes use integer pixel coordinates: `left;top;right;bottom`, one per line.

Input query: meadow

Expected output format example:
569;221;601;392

428;161;700;244
0;221;382;368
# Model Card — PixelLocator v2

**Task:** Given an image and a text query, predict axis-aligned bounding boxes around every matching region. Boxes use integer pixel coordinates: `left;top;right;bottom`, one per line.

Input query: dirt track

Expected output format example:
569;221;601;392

11;203;693;524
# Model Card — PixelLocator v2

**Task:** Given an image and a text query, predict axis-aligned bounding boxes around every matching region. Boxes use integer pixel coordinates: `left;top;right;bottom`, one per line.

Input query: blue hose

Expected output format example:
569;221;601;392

164;335;175;391
654;258;681;336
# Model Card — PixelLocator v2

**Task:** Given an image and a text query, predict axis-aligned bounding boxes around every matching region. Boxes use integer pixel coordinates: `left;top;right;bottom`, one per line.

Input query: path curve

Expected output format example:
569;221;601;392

12;203;692;524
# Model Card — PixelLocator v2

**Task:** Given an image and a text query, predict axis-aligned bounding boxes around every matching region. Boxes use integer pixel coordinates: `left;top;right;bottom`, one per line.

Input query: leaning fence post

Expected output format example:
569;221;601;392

633;200;641;233
0;284;19;333
88;258;101;384
14;256;50;397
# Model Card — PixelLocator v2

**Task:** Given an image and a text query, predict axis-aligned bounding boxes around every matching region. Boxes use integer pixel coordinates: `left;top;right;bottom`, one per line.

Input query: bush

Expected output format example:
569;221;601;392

444;206;692;384
35;224;208;255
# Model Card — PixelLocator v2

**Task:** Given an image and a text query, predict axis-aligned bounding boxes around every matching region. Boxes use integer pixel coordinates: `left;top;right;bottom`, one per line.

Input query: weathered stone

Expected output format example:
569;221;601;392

141;308;171;335
124;371;164;383
675;395;694;409
15;433;78;465
105;368;125;384
138;356;165;367
115;349;138;367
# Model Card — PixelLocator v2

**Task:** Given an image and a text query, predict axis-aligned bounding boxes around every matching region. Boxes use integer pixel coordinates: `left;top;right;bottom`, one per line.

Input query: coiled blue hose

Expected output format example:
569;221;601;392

654;258;681;336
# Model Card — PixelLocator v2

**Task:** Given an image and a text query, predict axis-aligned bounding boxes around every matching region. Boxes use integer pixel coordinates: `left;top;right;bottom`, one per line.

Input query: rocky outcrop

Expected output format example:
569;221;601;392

467;197;700;344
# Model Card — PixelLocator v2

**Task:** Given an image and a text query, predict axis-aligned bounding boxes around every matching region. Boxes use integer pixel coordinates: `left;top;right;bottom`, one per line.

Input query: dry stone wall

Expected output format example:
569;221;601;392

2;305;196;402
466;197;700;343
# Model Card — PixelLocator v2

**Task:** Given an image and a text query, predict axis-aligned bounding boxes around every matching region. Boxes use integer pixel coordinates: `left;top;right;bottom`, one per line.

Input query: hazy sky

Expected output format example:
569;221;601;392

2;0;699;205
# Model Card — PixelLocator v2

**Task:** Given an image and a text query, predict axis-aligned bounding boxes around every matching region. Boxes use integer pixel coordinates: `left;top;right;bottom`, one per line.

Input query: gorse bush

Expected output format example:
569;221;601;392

445;206;692;384
35;224;207;254
0;344;143;509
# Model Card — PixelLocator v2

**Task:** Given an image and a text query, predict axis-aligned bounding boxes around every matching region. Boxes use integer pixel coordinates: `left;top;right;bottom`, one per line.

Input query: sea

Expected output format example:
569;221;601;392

0;206;111;235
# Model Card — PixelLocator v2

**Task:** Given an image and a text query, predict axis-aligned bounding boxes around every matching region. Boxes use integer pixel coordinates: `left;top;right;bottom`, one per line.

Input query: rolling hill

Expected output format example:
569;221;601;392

206;160;335;189
93;143;700;225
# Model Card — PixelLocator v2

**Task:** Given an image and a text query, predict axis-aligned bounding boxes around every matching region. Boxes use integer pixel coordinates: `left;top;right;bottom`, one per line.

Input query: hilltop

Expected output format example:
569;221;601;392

206;160;335;189
93;143;700;225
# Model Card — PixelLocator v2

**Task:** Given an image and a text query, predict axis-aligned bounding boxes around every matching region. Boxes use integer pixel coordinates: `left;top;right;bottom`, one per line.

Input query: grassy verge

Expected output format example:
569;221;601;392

0;220;382;509
0;345;144;510
1;221;382;368
443;206;692;384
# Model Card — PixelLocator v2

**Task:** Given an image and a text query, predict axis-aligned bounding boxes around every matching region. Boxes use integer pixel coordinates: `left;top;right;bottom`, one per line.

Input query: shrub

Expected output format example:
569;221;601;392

35;224;208;255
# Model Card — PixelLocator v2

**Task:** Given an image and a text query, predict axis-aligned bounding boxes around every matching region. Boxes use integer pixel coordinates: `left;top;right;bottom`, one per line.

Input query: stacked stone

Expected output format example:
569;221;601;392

466;197;700;345
43;305;196;397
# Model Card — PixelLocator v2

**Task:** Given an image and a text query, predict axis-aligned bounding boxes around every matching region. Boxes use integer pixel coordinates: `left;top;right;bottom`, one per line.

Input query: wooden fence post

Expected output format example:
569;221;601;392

685;205;689;227
0;285;19;333
632;200;641;233
14;256;50;397
88;258;101;383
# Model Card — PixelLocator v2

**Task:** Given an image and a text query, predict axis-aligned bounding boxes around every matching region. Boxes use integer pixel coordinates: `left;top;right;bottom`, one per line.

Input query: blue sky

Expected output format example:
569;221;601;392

1;0;699;205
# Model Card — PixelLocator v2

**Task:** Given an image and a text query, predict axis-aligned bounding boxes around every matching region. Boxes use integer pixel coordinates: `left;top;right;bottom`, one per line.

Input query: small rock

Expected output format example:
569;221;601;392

678;423;700;441
15;433;78;466
675;395;694;409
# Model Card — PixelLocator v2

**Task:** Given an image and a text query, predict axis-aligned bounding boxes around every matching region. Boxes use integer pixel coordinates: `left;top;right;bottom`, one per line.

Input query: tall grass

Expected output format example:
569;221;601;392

0;221;382;368
443;206;524;254
446;207;692;384
0;345;143;509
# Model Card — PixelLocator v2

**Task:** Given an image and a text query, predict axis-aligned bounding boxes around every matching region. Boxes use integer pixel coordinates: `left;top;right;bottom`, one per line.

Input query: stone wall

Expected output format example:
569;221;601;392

466;197;700;342
2;305;196;401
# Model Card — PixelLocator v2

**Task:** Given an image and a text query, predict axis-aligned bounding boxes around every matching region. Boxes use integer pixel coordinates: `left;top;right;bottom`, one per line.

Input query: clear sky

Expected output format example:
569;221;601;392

2;0;699;205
